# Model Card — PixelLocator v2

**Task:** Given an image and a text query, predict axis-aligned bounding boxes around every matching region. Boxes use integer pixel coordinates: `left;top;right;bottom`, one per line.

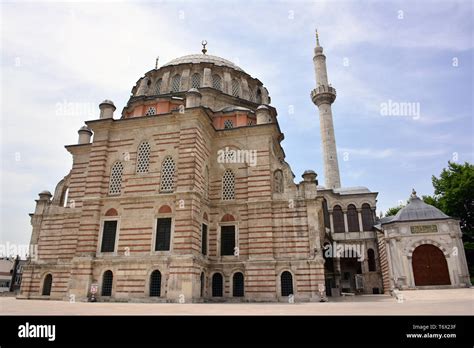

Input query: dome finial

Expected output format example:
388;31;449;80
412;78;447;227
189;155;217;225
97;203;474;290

411;188;418;198
315;28;320;46
155;56;159;70
201;40;208;55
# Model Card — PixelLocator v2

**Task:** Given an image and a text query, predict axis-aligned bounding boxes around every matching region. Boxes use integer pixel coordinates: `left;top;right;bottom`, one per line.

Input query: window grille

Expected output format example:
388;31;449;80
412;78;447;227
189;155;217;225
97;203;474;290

231;79;240;97
171;74;181;93
222;170;235;200
101;270;113;296
145;107;156;116
108;162;123;195
136;142;151;174
224;119;234;129
212;74;222;90
191;73;201;89
281;271;293;296
149;270;162;297
160;157;175;192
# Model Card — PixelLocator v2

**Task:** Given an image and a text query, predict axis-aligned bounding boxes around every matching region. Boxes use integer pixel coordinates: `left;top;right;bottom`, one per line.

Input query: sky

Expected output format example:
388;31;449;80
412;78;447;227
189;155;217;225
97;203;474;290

1;0;473;252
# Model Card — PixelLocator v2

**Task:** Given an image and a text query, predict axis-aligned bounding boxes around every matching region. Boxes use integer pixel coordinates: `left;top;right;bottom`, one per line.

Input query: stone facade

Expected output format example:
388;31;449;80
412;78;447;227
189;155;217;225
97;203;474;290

20;36;468;304
376;191;471;290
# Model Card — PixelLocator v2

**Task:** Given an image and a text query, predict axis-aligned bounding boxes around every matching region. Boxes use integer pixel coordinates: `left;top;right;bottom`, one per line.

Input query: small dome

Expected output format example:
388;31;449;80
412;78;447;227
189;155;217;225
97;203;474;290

100;100;115;107
39;190;52;196
78;125;92;133
186;88;201;94
163;54;243;72
256;105;269;110
385;190;450;224
303;169;316;175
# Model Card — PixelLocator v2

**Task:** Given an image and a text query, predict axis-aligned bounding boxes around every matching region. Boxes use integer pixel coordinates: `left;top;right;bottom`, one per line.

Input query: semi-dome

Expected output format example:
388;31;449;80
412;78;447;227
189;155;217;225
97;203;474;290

163;54;244;72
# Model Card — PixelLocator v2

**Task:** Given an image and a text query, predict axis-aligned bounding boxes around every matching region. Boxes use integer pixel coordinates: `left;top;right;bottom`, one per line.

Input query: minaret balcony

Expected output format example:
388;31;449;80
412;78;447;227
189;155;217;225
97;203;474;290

311;85;336;106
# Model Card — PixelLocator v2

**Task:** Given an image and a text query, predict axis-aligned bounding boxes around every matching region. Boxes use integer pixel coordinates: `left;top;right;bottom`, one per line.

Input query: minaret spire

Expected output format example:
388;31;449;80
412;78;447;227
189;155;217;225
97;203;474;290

310;30;341;189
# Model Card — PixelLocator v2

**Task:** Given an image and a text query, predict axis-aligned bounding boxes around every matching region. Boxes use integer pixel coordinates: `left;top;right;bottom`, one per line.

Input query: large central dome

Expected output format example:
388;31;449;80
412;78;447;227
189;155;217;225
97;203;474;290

163;54;244;72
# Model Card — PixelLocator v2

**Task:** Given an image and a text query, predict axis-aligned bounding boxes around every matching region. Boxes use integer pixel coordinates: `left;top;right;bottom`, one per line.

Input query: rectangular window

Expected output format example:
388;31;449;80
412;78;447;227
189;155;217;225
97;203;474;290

201;224;208;255
221;225;235;256
155;218;172;251
101;220;117;252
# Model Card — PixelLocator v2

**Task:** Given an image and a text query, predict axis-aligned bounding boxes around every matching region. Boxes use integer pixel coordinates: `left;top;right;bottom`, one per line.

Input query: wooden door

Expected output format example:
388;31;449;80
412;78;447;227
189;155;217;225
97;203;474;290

412;244;451;286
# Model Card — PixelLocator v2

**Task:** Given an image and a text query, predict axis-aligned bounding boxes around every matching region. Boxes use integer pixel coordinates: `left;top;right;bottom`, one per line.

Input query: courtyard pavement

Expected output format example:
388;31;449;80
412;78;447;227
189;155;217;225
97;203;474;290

1;289;472;315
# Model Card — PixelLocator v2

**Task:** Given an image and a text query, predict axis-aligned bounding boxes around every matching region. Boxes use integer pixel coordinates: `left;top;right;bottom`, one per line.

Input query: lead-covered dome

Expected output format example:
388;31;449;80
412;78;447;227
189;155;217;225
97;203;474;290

163;54;244;72
384;190;450;224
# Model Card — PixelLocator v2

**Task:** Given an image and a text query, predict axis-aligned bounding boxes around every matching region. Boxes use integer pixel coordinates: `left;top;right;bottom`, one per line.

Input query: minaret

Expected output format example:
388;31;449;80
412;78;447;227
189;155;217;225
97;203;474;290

311;30;341;189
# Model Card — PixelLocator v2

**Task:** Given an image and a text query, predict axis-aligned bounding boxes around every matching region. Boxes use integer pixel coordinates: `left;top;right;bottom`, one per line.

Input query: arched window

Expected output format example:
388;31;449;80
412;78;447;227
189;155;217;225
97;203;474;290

273;170;284;193
42;274;52;296
333;205;345;233
248;87;255;102
101;270;113;296
191;73;201;89
231;79;240;97
233;272;244;297
212;273;223;297
347;204;360;232
160;156;176;192
155;78;162;94
200;272;205;297
280;271;293;297
212;74;222;91
223;119;234;129
222;169;235;200
136;141;151;174
256;88;262;104
368;249;376;272
145;107;156;116
362;203;374;231
149;270;162;297
171;74;181;93
109;162;123;195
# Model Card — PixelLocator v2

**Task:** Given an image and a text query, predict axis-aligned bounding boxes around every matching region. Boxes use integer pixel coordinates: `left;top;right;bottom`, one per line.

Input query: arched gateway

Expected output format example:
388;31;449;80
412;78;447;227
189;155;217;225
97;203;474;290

412;244;450;286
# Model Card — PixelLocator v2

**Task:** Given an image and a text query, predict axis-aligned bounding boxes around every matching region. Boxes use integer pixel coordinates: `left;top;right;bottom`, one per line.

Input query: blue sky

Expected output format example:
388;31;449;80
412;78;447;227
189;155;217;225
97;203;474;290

1;0;473;251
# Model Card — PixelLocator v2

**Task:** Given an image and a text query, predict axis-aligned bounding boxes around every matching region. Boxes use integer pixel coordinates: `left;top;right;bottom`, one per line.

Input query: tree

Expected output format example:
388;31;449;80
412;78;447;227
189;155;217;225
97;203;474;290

423;161;474;239
385;205;404;217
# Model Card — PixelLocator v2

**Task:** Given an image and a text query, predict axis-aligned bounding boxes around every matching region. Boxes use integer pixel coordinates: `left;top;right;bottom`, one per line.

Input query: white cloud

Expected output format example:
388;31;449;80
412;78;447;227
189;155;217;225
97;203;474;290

339;147;395;159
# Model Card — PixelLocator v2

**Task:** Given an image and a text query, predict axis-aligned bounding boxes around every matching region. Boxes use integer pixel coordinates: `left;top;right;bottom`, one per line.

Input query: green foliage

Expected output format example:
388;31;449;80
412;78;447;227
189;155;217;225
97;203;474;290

385;205;404;217
384;162;473;239
423;162;474;238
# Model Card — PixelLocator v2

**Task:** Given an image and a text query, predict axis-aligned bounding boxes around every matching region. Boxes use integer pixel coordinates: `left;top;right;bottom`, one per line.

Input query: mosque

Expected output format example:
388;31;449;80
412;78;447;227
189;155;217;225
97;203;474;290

18;33;470;302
